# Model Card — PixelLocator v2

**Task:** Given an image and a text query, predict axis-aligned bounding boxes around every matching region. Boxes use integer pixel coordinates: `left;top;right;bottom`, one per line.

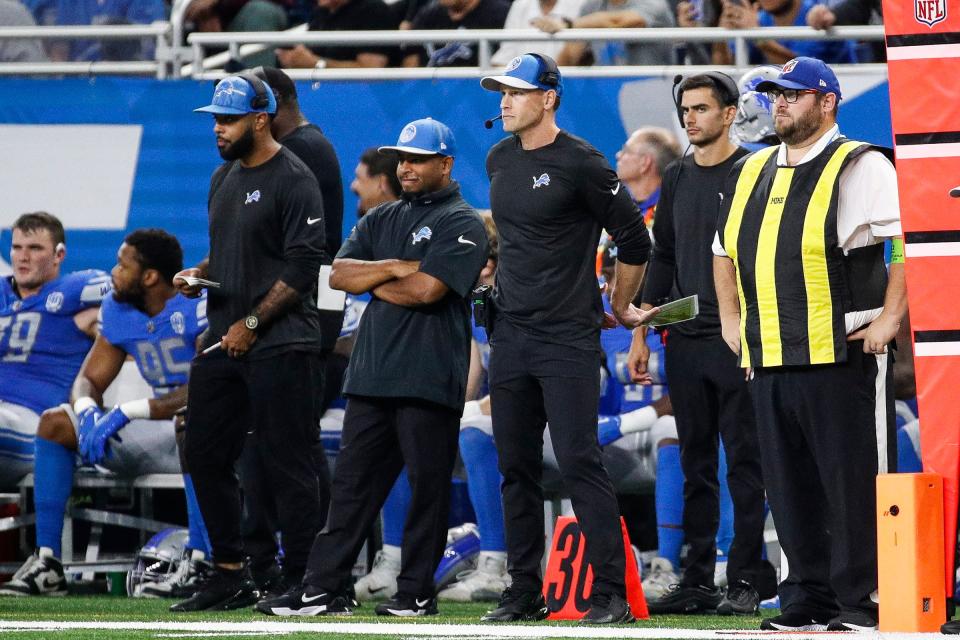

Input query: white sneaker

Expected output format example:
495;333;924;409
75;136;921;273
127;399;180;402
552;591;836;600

446;522;479;545
437;552;510;602
137;554;212;599
0;551;67;597
353;549;400;601
641;557;679;600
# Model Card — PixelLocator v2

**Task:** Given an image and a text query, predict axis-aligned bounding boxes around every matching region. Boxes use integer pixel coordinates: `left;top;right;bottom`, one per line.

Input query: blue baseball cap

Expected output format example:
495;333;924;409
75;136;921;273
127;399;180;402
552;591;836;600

480;53;563;97
755;57;842;100
378;118;457;157
194;75;277;115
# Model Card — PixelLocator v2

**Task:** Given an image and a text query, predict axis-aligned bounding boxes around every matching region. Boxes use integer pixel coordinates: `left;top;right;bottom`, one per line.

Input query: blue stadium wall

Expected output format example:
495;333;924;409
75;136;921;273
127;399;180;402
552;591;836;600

0;72;892;273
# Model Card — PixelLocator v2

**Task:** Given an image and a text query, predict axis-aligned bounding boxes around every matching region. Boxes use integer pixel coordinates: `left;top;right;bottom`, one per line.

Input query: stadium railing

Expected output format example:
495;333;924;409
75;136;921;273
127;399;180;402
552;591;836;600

0;20;885;79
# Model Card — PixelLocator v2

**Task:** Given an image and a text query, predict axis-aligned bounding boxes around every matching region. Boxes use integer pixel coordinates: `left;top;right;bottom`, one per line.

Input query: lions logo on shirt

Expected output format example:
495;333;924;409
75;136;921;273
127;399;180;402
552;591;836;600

45;292;64;313
533;173;550;189
412;226;433;244
170;311;185;336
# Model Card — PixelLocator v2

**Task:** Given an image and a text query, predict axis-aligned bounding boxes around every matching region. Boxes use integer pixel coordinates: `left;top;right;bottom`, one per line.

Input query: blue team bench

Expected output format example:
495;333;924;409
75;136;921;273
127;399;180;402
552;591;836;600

0;471;183;576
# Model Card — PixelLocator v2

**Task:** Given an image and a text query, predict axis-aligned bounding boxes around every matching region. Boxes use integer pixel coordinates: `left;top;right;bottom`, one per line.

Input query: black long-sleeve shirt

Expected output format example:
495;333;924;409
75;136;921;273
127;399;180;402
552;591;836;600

206;147;327;358
280;123;344;352
487;131;651;349
641;148;748;338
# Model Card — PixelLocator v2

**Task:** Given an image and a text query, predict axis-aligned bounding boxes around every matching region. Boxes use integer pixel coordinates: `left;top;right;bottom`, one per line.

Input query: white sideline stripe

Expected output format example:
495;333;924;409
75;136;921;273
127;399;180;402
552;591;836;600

0;620;948;639
905;242;960;258
886;43;960;60
895;142;960;159
915;342;960;357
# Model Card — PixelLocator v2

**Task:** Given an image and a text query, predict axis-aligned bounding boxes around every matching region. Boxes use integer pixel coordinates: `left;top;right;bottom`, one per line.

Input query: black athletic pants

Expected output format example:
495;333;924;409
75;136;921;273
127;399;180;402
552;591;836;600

751;345;894;619
303;395;460;599
489;319;626;597
664;332;775;596
240;353;333;579
185;349;325;571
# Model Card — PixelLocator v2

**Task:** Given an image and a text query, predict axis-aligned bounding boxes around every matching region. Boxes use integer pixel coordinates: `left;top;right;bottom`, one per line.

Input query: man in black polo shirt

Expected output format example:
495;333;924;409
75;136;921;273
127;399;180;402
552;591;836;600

171;74;328;612
479;54;656;625
275;0;397;68
256;118;488;618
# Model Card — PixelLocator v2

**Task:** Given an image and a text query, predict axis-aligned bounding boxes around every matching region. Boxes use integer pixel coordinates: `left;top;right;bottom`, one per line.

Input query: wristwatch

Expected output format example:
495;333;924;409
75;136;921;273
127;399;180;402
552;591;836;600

244;314;260;331
314;57;327;70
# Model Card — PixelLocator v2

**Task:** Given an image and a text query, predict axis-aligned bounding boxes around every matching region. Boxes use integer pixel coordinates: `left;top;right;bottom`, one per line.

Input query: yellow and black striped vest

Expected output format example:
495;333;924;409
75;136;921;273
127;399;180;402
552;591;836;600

717;138;888;368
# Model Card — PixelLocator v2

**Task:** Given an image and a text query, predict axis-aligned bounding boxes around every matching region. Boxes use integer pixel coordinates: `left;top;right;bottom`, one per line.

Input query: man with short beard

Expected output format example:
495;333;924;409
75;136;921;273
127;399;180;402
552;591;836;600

633;73;776;617
714;57;904;632
172;75;328;612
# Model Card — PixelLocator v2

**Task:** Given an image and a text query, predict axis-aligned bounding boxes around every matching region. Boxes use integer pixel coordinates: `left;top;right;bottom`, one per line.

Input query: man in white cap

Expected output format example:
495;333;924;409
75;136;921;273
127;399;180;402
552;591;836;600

479;53;658;625
255;118;489;618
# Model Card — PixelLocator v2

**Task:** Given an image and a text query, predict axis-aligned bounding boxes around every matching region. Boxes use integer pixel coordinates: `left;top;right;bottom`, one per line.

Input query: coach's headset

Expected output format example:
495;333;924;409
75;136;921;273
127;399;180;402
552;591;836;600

236;72;271;112
663;72;741;226
671;71;739;127
530;53;562;94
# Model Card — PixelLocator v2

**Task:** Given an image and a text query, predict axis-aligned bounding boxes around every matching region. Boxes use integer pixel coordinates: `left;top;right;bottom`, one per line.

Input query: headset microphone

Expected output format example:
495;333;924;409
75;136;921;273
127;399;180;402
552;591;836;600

484;114;503;129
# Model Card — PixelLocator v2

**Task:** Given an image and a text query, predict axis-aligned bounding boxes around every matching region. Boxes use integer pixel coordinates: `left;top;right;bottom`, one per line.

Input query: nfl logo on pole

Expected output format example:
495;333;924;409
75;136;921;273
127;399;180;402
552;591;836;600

915;0;946;27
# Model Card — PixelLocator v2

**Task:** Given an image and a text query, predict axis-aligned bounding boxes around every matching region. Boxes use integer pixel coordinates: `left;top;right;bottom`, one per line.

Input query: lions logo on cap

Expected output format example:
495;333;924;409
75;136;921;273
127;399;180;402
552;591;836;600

170;312;186;336
399;124;417;144
506;56;523;72
782;59;799;73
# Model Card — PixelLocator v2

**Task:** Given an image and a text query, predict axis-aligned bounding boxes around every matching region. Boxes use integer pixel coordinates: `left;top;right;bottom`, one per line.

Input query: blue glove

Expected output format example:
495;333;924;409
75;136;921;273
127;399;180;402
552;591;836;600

597;415;624;447
85;407;130;465
77;406;104;462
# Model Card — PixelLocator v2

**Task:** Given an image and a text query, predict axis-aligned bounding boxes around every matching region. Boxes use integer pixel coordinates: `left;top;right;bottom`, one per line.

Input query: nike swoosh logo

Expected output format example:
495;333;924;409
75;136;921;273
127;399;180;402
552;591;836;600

415;598;431;607
458;235;476;246
307;217;322;225
301;592;327;603
611;182;621;195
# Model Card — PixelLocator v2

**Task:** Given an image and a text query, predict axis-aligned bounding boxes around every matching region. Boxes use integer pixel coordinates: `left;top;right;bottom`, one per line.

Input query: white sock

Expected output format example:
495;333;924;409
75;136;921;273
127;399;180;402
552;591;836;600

38;546;55;559
619;406;658;435
381;544;401;562
190;549;206;562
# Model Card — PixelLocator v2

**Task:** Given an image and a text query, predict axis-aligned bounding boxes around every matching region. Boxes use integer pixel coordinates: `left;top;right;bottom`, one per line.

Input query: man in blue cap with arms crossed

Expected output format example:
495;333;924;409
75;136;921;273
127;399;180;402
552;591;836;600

256;118;489;618
480;54;657;625
172;74;329;611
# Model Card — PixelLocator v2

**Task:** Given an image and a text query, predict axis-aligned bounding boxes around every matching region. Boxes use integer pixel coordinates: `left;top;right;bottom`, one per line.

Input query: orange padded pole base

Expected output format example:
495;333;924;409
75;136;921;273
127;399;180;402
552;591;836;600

877;473;946;632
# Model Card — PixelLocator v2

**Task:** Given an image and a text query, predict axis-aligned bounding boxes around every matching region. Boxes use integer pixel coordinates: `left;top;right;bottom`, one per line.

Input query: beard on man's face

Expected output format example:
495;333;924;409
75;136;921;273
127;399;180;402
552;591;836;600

219;124;255;161
112;282;146;310
775;100;824;146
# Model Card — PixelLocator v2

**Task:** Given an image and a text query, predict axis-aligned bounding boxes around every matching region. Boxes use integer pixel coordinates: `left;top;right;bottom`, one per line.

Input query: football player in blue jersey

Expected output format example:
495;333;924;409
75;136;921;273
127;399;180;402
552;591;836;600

0;229;211;598
0;212;108;488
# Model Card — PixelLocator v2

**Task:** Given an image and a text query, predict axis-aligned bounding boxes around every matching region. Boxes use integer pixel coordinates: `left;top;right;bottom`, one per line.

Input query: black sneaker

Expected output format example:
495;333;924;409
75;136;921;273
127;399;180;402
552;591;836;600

647;584;722;614
717;580;759;615
943;618;960;634
374;594;438;617
760;612;829;631
580;592;635;625
481;586;549;622
169;566;260;612
249;561;284;595
255;583;354;617
0;552;67;597
826;610;878;631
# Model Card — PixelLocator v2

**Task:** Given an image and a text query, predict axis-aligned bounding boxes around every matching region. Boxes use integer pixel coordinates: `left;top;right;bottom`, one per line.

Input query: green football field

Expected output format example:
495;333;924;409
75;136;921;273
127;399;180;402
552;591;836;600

0;596;791;640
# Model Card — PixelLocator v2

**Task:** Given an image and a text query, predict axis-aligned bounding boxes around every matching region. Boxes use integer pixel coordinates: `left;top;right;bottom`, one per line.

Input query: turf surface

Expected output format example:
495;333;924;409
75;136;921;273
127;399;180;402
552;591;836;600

0;596;780;639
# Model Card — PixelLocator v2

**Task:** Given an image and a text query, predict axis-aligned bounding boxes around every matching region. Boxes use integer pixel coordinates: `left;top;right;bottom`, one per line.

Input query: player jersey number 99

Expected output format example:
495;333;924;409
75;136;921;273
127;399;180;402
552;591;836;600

0;312;42;363
135;338;191;387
